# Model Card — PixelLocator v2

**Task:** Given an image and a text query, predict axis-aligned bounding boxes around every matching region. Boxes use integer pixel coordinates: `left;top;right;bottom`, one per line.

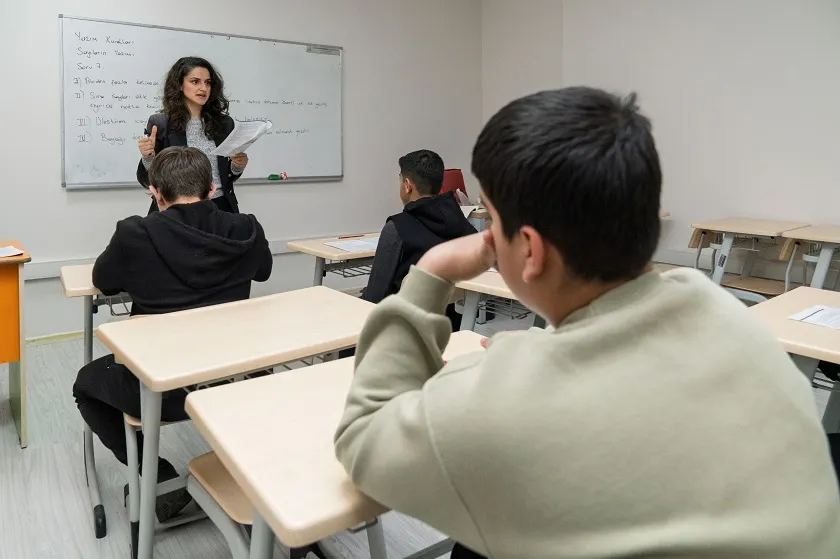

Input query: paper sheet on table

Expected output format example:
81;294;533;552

461;205;478;219
455;190;472;205
788;305;840;330
210;120;272;156
0;246;23;257
323;237;380;253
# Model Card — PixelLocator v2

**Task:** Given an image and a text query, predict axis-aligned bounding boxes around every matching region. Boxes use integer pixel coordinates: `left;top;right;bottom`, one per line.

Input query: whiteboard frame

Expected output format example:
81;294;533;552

59;14;344;190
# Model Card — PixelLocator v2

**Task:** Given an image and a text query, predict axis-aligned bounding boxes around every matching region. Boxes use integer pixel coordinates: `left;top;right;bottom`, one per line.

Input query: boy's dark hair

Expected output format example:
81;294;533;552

148;146;213;202
472;87;662;282
399;150;445;196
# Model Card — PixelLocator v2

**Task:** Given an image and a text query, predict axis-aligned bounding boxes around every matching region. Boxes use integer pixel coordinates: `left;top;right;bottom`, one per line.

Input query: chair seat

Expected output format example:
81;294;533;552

188;452;253;525
123;413;180;428
721;275;796;297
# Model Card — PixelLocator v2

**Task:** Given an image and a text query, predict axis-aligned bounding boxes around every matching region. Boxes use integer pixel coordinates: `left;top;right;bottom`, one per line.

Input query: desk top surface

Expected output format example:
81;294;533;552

750;287;840;363
0;241;31;266
782;224;840;244
96;287;374;391
185;330;486;547
286;234;379;260
59;264;98;297
690;217;810;237
456;270;513;299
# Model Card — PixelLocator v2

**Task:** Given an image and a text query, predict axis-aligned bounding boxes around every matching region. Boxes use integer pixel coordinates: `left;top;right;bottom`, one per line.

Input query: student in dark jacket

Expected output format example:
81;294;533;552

73;146;272;522
362;150;477;327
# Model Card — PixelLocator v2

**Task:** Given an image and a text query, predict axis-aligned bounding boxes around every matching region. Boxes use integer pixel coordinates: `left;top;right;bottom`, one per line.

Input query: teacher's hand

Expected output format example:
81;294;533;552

138;125;157;158
230;153;249;169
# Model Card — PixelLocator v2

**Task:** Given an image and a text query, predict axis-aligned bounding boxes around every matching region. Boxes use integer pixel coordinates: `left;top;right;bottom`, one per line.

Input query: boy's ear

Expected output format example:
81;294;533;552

148;185;164;207
207;183;218;200
520;225;546;284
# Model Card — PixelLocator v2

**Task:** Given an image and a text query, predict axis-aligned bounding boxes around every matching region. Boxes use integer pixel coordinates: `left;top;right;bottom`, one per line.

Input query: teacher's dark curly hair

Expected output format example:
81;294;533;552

161;56;230;139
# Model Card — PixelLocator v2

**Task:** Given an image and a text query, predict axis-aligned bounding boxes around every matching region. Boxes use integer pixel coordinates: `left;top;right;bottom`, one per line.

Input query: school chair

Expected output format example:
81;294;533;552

187;452;329;559
689;229;805;304
442;169;468;198
122;374;277;555
122;412;208;553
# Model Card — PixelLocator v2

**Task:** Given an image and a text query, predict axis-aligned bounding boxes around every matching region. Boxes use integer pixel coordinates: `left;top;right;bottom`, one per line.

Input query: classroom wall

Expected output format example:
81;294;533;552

0;0;483;338
481;0;564;122
482;0;840;264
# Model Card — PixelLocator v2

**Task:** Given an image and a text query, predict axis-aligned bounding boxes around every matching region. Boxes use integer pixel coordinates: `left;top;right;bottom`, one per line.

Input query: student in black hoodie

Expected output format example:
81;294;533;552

362;150;476;327
72;146;272;521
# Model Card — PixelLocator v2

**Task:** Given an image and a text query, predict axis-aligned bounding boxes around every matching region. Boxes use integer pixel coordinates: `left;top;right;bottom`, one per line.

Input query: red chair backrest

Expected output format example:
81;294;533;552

441;169;468;198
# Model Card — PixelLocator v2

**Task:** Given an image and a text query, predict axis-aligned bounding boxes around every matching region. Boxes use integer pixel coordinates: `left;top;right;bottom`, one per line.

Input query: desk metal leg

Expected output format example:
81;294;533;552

710;233;734;285
459;291;480;332
9;360;26;447
137;386;162;559
790;354;818;382
810;243;837;290
84;295;93;363
314;257;326;286
249;512;275;559
82;295;107;538
740;249;757;278
823;392;840;434
789;354;840;432
366;517;388;559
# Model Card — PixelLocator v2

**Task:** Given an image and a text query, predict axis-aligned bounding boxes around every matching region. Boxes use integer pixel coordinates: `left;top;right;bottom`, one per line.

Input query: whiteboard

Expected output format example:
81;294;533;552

59;15;343;189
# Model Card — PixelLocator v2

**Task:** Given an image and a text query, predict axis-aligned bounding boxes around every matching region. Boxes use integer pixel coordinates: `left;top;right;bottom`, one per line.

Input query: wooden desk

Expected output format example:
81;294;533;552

690;218;810;286
0;241;30;447
96;287;374;559
750;287;840;431
287;234;379;286
456;264;687;332
185;330;486;559
455;270;524;332
782;225;840;290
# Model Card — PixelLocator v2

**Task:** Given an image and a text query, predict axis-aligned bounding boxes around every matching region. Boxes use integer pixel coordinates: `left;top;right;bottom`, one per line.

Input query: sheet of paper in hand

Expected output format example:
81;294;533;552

211;120;273;156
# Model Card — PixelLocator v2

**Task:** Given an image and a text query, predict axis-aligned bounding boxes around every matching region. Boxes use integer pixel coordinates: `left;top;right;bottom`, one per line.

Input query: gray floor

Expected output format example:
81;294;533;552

0;314;522;559
0;311;830;559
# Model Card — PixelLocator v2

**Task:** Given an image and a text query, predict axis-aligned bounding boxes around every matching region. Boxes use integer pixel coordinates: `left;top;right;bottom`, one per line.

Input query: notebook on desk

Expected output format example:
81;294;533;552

0;246;24;258
323;237;380;253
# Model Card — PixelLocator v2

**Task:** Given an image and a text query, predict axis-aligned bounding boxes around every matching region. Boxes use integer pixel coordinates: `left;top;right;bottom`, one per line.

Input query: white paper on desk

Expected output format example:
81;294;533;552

210;120;272;156
460;205;478;219
323;237;380;253
788;305;840;330
0;246;23;257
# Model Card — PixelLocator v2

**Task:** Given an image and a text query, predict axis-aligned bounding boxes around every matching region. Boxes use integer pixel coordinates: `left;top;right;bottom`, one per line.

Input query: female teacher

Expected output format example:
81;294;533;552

136;56;248;213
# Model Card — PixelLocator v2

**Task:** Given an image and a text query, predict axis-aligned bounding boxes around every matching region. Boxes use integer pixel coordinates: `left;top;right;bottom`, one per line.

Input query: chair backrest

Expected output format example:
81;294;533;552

441;169;468;198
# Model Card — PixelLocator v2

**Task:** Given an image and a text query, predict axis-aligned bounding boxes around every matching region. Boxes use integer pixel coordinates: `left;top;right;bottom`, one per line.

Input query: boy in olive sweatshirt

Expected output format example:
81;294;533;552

334;88;840;558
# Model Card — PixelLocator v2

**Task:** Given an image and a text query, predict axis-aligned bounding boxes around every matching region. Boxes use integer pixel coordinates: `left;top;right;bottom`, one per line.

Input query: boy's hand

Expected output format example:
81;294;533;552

417;230;496;283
